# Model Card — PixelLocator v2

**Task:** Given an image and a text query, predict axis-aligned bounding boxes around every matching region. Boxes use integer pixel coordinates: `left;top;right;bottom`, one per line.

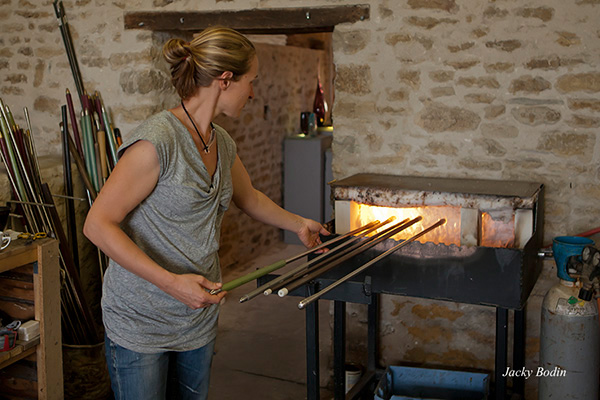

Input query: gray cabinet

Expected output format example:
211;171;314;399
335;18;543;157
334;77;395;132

283;134;333;244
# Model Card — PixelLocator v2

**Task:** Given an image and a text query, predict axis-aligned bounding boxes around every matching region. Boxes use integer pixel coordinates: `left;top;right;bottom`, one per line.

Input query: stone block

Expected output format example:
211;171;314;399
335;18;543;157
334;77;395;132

515;7;554;22
415;102;480;133
556;72;600;93
335;64;372;95
485;40;521;52
537;131;595;158
407;0;459;13
509;75;551;94
511;106;561;126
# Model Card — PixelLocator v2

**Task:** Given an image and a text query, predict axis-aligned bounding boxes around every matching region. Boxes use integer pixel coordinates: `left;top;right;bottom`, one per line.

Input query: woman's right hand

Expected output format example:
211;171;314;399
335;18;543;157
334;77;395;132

165;273;226;309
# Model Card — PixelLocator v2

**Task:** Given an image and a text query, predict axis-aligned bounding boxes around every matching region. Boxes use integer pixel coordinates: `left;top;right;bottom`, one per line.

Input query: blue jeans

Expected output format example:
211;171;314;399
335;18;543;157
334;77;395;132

105;334;215;400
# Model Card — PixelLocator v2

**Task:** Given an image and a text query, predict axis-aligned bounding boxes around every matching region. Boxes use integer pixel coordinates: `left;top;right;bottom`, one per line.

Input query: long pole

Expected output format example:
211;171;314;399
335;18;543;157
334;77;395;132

81;108;99;191
279;217;423;297
66;89;84;158
53;0;85;103
238;218;395;303
1;102;41;225
298;219;447;309
65;126;97;200
100;100;119;167
61;105;79;268
211;221;381;295
41;183;100;343
268;218;405;297
0;106;39;232
23;108;46;206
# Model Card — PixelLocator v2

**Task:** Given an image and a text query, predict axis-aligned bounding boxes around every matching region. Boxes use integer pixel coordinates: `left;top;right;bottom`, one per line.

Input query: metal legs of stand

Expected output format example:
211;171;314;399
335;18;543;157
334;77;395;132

306;283;320;400
513;308;526;397
334;301;346;399
305;297;526;400
495;308;508;400
495;307;526;400
307;294;379;400
333;296;379;400
368;295;378;372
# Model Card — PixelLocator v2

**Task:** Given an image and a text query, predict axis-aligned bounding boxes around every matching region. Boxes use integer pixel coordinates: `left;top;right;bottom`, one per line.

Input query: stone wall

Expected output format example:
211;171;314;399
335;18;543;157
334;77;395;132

330;1;600;398
2;1;600;398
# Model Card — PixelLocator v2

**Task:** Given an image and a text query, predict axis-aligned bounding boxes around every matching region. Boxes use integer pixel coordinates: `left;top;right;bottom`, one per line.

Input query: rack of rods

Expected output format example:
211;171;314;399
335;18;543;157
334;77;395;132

52;0;120;280
221;217;446;309
0;98;100;345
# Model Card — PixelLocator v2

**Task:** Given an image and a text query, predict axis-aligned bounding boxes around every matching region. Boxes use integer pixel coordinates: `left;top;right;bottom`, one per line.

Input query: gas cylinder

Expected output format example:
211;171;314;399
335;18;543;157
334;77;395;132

538;236;600;400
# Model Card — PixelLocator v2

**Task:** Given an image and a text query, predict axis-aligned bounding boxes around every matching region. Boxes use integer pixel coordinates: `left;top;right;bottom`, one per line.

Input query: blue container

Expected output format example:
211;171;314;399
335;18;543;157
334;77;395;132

374;365;489;400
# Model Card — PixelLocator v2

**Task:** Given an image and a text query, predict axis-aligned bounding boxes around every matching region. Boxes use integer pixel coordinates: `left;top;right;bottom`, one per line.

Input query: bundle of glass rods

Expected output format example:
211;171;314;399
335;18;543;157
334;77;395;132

0;97;99;345
66;89;121;195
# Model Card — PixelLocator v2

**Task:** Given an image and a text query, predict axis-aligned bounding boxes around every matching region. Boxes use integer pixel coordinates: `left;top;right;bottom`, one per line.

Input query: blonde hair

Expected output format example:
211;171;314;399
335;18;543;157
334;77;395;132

163;27;256;99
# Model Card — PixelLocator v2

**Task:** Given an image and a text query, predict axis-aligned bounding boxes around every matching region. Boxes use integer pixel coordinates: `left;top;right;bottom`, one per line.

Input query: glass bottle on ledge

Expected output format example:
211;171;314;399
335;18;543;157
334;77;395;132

313;77;327;127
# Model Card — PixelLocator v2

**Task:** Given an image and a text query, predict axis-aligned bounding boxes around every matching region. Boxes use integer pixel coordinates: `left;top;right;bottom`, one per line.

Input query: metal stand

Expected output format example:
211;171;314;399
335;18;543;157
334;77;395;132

260;258;530;400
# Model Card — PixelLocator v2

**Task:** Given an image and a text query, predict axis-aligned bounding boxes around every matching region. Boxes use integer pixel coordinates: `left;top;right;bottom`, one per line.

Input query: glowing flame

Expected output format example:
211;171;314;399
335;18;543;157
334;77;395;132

353;204;516;248
353;204;460;246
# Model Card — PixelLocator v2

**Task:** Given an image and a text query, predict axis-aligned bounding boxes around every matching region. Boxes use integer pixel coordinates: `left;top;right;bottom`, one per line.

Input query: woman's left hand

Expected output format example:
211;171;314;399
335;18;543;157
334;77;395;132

296;218;330;249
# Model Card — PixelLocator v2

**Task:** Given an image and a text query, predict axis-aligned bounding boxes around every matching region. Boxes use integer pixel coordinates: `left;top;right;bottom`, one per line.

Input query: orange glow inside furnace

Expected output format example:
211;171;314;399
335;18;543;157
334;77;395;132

352;203;515;248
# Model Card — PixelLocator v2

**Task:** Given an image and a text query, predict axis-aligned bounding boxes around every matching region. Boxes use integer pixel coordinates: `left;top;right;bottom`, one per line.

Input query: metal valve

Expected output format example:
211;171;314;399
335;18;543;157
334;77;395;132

573;245;600;300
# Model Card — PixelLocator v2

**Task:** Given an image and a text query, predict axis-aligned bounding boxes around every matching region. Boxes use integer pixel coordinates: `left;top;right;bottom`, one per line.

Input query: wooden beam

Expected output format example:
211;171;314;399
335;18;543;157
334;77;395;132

124;5;370;33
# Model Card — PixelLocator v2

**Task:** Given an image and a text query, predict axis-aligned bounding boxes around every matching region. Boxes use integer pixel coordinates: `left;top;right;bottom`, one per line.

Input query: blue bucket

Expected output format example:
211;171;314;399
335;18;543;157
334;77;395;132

552;236;594;281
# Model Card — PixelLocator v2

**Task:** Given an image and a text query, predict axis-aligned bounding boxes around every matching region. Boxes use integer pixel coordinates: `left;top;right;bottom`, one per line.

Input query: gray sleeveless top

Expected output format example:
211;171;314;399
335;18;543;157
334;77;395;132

102;110;236;353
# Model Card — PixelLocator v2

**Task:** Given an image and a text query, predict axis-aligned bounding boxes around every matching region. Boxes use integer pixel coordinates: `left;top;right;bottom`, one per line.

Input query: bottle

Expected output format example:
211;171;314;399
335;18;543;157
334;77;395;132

313;77;326;127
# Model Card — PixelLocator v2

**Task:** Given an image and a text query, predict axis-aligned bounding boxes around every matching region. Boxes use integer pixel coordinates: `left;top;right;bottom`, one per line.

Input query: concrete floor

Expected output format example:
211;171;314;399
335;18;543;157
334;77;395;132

208;242;335;400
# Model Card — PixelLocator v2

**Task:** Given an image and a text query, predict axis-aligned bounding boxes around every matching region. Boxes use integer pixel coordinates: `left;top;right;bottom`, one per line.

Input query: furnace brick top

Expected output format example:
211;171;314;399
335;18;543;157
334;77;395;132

330;173;543;211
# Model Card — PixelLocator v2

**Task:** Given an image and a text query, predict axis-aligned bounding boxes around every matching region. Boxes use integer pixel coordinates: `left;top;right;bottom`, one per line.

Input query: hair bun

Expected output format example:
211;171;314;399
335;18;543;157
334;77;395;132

163;38;190;66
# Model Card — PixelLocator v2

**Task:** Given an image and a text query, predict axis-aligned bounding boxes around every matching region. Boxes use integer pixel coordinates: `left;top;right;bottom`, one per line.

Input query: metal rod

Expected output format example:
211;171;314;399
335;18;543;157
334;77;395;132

13;126;46;231
282;217;423;298
23;107;54;231
264;218;398;296
81;108;99;191
272;218;407;297
53;0;85;102
65;89;84;158
0;103;40;231
52;193;86;201
238;218;396;303
41;183;100;343
100;100;119;167
97;129;108;183
61;107;79;269
2;104;42;222
66;126;97;200
298;219;446;309
0;136;20;201
6;200;55;208
23;109;44;194
211;221;381;295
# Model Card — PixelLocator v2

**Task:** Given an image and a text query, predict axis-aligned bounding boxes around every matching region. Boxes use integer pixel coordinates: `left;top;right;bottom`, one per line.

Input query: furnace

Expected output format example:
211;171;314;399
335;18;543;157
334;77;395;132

328;173;545;309
253;173;545;400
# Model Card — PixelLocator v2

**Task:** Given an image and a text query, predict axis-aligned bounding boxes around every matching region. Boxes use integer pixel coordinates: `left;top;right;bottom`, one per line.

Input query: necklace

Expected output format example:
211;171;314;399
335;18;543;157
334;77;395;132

181;101;215;154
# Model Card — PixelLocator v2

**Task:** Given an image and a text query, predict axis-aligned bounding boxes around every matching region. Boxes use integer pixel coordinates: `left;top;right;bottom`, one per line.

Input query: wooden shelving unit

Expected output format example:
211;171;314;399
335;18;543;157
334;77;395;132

0;238;63;399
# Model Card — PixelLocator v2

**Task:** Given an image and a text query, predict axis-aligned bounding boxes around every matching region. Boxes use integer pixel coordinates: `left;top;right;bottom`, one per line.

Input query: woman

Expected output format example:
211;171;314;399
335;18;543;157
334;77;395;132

84;27;328;399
